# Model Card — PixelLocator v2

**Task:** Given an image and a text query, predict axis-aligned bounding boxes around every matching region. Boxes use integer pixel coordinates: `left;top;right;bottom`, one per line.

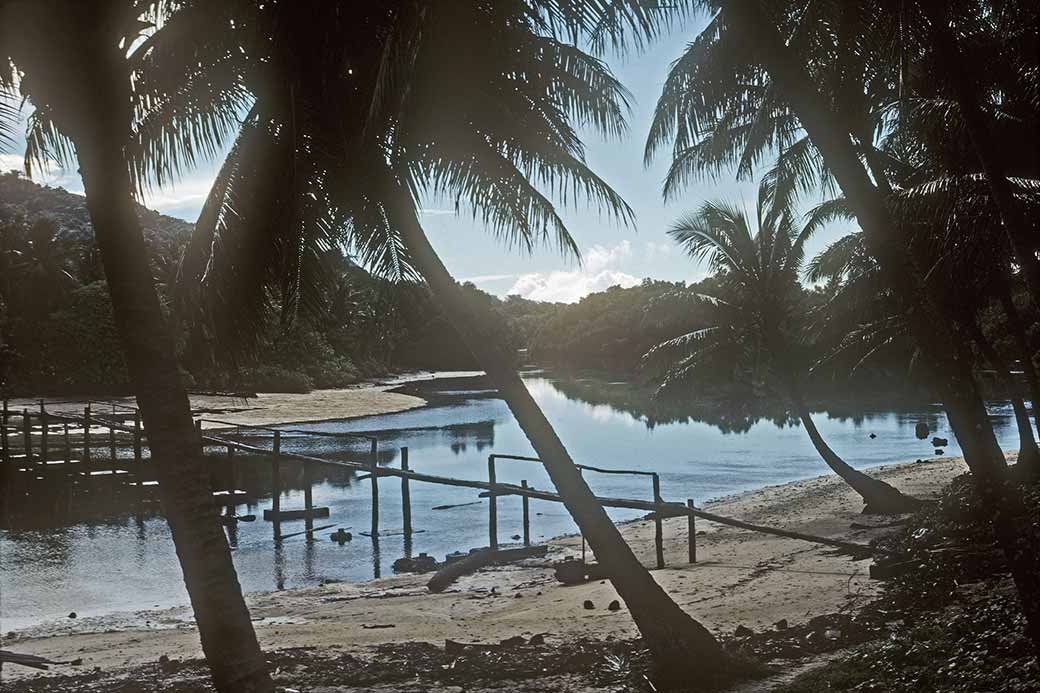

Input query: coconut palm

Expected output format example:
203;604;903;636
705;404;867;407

119;0;731;681
645;180;920;513
693;0;1040;656
0;2;272;690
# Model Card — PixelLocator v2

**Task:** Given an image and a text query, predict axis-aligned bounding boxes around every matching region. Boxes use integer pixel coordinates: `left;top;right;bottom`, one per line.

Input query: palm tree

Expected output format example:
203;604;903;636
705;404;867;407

133;0;731;681
645;181;919;513
0;2;272;690
700;0;1040;656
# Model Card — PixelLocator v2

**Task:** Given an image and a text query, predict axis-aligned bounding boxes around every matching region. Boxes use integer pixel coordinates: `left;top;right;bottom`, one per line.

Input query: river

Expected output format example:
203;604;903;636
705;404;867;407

0;370;1022;631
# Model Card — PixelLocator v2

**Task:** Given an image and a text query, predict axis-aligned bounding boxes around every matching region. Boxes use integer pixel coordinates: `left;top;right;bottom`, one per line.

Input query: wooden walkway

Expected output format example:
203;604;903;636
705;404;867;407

0;401;879;561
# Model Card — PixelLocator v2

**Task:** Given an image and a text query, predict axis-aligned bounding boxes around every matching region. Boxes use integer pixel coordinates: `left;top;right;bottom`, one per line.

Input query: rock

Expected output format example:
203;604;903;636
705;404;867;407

514;593;522;599
824;628;842;640
931;437;949;447
329;529;352;543
935;449;944;455
511;534;521;541
774;618;788;631
915;421;929;439
608;600;621;611
734;625;754;638
529;633;545;646
393;553;439;574
499;635;526;648
869;433;877;439
583;600;595;610
68;612;77;619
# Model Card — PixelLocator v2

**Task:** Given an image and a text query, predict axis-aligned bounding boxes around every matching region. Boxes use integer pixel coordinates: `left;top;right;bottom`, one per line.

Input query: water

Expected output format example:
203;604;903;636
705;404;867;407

0;371;1022;631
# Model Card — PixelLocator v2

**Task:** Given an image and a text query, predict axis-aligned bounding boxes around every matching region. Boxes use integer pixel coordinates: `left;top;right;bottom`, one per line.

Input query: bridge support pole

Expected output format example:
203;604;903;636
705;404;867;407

303;457;314;534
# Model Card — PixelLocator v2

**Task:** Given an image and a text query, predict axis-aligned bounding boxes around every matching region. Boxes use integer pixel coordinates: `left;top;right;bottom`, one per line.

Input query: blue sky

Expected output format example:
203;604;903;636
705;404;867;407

1;13;851;303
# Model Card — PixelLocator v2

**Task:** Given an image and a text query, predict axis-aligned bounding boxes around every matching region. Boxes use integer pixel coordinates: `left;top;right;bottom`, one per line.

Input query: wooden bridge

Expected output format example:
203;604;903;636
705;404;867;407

0;399;877;564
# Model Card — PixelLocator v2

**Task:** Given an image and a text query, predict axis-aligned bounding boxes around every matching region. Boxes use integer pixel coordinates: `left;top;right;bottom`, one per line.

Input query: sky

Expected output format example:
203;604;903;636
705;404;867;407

0;13;851;304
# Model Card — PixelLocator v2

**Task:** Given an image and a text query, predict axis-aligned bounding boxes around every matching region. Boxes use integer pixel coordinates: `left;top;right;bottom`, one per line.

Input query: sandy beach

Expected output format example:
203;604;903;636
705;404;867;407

2;455;972;685
5;377;431;430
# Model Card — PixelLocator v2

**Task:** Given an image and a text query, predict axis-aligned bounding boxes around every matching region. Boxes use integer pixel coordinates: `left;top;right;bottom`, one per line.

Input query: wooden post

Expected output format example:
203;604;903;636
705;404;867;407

133;414;142;486
1;399;9;466
653;473;665;569
108;420;117;465
303;457;314;534
272;431;282;541
400;447;412;537
369;438;379;539
687;498;697;564
194;419;203;452
521;479;530;547
63;423;71;464
487;455;498;550
83;406;92;464
39;402;48;464
579;468;586;563
22;408;31;465
225;445;236;517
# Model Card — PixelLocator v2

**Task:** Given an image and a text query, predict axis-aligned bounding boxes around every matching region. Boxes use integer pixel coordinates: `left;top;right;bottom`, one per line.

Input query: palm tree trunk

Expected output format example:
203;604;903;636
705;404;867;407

4;7;273;689
997;279;1040;442
964;317;1040;476
393;201;729;684
722;0;1040;657
788;390;921;514
920;2;1040;305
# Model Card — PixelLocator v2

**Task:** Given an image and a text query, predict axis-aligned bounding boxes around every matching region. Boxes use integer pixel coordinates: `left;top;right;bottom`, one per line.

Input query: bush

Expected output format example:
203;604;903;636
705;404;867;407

307;356;361;389
241;366;314;393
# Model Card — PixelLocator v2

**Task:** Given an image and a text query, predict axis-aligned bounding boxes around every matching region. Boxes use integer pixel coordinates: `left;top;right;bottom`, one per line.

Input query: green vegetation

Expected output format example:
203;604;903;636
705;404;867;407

778;473;1040;692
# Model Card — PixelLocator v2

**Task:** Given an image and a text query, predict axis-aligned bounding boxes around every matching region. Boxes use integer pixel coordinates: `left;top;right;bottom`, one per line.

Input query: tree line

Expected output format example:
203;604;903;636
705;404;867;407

2;1;1039;691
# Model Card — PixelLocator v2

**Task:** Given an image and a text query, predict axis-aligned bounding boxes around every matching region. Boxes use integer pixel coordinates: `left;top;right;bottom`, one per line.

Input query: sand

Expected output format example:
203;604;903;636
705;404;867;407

5;379;427;429
1;455;972;682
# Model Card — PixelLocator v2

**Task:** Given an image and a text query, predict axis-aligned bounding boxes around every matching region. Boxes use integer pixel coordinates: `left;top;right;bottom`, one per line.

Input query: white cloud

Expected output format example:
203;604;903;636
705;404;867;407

462;273;517;284
644;240;674;259
506;241;641;303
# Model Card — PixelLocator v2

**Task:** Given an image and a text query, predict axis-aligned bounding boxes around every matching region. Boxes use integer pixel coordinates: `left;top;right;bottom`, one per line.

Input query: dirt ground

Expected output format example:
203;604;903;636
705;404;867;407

1;456;972;691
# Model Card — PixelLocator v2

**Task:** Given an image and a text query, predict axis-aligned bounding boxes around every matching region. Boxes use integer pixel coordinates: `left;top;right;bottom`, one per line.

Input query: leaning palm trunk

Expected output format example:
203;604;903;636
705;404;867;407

723;0;1040;656
997;281;1040;449
789;392;921;514
2;6;273;690
394;203;729;684
965;318;1040;477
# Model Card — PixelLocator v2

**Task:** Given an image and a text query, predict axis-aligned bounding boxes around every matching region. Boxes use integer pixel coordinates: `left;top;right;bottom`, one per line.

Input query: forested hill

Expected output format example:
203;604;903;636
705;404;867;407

0;170;193;255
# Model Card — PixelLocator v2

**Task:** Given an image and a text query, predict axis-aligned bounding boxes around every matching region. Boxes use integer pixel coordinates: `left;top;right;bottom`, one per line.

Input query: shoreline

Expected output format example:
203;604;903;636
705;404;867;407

3;370;489;430
2;455;973;682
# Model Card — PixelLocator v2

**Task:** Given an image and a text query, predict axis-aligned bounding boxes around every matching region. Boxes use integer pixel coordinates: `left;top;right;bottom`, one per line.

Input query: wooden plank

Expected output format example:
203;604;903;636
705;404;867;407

262;507;330;521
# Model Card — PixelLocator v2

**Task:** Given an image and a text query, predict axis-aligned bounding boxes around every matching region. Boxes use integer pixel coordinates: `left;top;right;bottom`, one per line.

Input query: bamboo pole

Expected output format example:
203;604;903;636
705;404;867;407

521;479;530;547
653;473;665;569
401;447;412;537
487;454;498;550
687;498;696;563
369;438;379;539
63;423;71;464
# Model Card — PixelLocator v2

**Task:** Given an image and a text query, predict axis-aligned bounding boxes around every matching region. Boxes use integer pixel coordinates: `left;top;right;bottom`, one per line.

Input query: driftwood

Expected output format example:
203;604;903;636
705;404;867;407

427;545;548;593
0;650;80;670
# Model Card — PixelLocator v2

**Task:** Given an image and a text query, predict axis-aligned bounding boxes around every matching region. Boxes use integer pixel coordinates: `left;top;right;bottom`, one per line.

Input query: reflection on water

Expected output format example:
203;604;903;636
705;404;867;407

0;370;1024;630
